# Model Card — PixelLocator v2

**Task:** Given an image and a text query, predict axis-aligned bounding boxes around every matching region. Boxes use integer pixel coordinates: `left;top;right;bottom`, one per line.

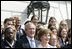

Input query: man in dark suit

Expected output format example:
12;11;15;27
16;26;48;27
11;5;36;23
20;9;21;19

1;27;16;48
15;22;40;48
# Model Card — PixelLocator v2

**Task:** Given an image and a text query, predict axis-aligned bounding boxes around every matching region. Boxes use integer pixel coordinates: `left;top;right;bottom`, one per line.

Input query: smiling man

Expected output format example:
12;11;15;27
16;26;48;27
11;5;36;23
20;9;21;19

15;22;40;48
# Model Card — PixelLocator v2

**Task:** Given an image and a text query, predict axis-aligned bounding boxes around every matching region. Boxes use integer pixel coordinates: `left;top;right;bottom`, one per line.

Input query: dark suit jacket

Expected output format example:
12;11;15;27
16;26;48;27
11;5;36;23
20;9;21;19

16;27;26;40
15;35;40;48
1;39;16;48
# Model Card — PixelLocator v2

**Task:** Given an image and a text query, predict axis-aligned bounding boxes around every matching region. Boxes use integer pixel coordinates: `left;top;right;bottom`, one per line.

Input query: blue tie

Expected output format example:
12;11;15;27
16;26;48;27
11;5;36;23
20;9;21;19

30;39;34;48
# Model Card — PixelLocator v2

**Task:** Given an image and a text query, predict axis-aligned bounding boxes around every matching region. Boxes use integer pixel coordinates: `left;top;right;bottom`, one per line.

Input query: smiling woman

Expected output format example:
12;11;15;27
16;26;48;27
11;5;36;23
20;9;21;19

37;28;52;48
49;33;60;48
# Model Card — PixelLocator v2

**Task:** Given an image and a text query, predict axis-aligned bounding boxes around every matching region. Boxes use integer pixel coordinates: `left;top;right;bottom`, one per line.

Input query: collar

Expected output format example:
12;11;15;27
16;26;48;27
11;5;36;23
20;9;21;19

26;36;34;42
6;40;15;48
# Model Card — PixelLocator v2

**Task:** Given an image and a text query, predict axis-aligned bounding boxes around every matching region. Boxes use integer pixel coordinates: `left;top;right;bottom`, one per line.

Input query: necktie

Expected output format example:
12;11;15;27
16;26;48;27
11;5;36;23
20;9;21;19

30;39;34;48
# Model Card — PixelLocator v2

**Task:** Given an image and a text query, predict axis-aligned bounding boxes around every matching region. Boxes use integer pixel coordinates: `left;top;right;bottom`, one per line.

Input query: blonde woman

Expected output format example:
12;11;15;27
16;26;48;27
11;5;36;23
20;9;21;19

58;20;68;36
49;34;60;48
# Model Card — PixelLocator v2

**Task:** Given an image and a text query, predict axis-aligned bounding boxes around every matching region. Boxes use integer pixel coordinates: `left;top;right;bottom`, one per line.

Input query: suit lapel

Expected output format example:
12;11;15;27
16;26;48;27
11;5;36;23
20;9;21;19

22;36;31;48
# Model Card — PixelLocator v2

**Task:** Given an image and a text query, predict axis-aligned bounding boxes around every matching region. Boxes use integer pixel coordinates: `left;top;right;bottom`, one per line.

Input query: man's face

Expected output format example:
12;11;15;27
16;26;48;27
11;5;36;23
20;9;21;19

16;17;21;26
26;24;36;38
4;21;13;28
5;28;14;40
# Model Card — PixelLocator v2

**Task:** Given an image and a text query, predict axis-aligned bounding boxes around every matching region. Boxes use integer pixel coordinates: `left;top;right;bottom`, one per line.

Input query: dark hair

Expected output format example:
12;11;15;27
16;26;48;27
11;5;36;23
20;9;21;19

68;28;71;38
4;18;12;24
48;24;57;29
49;25;57;31
49;17;56;23
31;15;38;21
24;21;31;25
4;18;9;24
68;28;71;34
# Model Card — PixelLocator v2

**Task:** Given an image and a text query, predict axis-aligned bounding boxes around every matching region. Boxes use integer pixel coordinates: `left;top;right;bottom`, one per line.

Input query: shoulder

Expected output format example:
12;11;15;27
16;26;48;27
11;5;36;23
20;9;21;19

59;37;62;43
49;45;57;48
47;44;52;48
17;35;27;43
37;43;42;48
35;40;40;43
15;36;26;47
1;39;9;48
15;36;30;48
15;38;24;48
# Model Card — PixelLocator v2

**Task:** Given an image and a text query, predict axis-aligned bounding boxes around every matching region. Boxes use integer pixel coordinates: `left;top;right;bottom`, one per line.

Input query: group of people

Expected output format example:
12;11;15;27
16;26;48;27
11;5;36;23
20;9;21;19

1;15;71;48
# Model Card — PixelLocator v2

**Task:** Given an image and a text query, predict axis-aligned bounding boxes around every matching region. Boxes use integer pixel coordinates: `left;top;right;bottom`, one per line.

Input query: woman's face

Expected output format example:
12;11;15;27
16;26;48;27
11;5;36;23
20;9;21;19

60;21;67;29
31;16;38;25
52;29;57;35
41;34;50;43
61;29;67;38
50;19;56;25
50;34;57;46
